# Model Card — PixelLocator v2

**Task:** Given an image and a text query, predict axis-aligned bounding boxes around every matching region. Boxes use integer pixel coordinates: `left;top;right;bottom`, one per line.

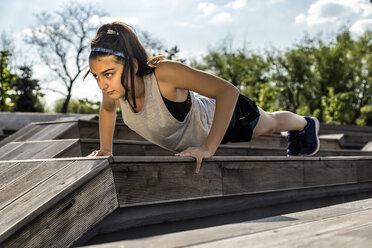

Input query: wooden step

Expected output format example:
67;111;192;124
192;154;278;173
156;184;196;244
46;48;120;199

0;157;117;247
362;141;372;151
80;197;372;248
0;122;79;148
0;139;81;161
110;156;372;207
75;155;372;246
319;123;372;135
79;139;372;157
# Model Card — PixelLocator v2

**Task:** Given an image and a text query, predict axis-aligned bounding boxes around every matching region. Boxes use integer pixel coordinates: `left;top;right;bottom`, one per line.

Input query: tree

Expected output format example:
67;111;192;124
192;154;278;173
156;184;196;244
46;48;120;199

53;98;99;114
12;66;45;112
0;51;17;111
24;2;105;113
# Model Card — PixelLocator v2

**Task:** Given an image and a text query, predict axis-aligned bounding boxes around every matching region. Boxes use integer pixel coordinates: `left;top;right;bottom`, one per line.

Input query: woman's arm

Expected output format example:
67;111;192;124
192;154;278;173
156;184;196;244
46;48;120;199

155;61;240;172
88;91;116;157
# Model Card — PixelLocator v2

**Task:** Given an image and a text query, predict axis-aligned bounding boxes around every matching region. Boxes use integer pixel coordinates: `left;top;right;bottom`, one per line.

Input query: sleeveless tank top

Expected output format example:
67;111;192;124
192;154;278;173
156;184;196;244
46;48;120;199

119;73;216;152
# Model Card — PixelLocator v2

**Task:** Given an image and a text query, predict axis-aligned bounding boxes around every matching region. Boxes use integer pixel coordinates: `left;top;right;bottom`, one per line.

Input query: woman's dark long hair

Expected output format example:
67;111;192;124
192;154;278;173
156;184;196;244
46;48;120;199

86;21;159;109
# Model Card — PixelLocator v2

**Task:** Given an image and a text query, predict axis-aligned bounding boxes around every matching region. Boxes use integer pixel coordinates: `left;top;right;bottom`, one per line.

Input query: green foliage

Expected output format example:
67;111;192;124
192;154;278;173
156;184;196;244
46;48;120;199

322;88;357;124
0;51;17;111
12;66;45;112
192;29;372;126
53;98;99;114
356;105;372;126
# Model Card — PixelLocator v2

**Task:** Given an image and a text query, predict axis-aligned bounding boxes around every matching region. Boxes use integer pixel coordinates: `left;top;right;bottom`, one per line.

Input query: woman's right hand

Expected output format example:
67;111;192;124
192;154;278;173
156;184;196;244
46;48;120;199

87;149;113;157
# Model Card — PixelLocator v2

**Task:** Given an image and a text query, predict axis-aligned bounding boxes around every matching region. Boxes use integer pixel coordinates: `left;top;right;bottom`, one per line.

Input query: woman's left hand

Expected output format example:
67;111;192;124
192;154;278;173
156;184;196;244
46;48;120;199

175;146;212;174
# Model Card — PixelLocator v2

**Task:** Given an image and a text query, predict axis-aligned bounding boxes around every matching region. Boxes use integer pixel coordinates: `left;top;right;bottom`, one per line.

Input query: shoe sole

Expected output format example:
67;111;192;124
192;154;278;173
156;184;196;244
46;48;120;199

305;117;320;156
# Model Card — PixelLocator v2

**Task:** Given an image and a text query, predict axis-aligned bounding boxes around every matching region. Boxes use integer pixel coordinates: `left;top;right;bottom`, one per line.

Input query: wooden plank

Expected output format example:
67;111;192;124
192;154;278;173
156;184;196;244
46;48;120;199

80;139;372;157
0;156;113;164
0;159;111;244
0;123;40;147
2;166;118;248
31;122;77;140
186;203;372;248
111;156;372;207
0;160;71;210
319;123;372;135
78;120;144;140
80;197;372;248
112;155;372;163
0;140;80;160
362;141;372;151
221;161;304;194
356;160;372;182
80;182;372;245
112;162;222;206
303;160;357;187
55;140;82;158
0;143;23;160
0;162;20;178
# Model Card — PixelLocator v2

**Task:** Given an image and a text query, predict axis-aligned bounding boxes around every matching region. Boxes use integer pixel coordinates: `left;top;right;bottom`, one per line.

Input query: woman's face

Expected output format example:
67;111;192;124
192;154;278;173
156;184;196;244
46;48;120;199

89;56;126;100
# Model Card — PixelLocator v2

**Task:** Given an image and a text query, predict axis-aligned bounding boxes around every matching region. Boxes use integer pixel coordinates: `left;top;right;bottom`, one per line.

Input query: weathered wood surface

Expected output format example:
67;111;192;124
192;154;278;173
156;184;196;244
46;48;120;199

78;120;144;140
0;139;81;160
234;133;342;149
319;133;372;149
80;139;372;157
0;122;78;147
78;181;372;245
81;197;372;248
362;141;372;151
319;123;372;135
111;156;372;207
0;158;118;247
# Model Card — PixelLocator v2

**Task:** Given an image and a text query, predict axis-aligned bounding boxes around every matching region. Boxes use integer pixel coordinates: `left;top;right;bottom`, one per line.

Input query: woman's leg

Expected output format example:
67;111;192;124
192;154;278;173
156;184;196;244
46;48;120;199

253;107;320;156
253;107;307;136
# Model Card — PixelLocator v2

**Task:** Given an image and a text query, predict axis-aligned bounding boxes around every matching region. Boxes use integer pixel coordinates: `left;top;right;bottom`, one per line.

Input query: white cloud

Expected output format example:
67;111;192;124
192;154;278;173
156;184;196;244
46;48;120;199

211;12;232;24
89;15;140;27
198;2;216;16
350;19;372;35
295;13;306;24
175;21;196;28
267;0;285;5
230;0;247;9
296;0;372;27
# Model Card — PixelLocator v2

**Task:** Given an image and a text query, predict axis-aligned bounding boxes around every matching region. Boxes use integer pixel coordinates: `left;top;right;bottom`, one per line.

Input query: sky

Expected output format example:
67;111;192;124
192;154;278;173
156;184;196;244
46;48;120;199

1;0;372;111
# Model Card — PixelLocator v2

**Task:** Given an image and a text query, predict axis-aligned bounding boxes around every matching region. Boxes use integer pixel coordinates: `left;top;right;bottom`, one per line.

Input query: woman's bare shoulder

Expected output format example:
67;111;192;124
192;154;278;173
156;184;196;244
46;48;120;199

154;60;187;83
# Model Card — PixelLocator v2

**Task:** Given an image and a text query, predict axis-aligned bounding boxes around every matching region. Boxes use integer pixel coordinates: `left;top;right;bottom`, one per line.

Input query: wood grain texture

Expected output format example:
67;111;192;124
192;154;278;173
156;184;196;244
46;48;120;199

221;161;304;194
111;156;372;207
0;140;79;160
80;139;372;157
2;167;118;248
0;160;71;210
113;162;222;206
80;197;372;248
0;159;110;244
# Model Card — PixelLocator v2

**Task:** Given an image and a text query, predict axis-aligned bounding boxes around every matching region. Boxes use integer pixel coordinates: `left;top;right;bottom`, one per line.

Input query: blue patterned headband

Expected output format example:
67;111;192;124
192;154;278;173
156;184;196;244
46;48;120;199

91;48;126;59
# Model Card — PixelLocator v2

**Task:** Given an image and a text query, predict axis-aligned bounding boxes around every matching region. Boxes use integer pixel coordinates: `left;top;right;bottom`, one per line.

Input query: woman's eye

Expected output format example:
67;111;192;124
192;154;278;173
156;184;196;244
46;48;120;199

105;73;113;78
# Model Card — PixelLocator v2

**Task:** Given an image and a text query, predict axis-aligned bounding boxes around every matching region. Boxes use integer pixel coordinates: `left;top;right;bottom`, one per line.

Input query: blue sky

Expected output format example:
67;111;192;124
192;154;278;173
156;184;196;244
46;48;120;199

1;0;372;110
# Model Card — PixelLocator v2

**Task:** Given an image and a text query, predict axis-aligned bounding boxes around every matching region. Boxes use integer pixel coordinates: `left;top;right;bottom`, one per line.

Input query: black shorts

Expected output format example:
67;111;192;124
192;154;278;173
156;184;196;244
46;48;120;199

221;94;260;144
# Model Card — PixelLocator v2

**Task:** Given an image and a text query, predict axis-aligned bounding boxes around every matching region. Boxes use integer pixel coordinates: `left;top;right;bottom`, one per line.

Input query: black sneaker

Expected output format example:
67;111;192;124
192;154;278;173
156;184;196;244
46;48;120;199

287;130;300;156
299;116;320;156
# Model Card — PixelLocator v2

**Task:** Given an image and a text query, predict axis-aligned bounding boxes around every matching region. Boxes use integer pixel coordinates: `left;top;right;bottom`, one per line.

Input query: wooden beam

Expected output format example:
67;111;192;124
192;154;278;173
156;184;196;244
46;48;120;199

111;156;372;207
79;197;372;248
79;139;372;157
0;139;81;160
0;158;118;247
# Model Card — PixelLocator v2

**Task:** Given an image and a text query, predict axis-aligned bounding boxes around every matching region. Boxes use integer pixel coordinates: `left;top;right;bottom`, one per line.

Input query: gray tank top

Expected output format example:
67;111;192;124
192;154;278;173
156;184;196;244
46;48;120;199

119;73;216;152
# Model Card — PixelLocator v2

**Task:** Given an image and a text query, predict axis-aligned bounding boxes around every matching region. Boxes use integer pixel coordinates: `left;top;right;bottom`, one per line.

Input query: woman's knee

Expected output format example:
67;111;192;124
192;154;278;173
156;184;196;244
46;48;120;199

253;108;277;135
